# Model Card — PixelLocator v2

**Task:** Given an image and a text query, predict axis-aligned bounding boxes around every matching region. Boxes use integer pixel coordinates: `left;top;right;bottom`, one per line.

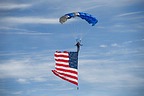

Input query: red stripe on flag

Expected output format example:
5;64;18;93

53;70;78;80
55;68;78;75
55;54;69;58
55;59;69;63
56;63;69;67
52;70;78;86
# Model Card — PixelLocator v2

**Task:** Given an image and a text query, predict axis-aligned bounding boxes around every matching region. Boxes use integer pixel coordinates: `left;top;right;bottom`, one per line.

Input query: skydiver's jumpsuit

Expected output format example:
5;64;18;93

75;42;82;52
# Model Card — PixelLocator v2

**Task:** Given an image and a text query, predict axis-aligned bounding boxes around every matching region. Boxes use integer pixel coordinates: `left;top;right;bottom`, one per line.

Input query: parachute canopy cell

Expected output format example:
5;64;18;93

59;12;98;26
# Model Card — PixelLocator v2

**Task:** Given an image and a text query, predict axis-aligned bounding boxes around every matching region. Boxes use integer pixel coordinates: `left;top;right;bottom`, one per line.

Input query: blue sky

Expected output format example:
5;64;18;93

0;0;144;96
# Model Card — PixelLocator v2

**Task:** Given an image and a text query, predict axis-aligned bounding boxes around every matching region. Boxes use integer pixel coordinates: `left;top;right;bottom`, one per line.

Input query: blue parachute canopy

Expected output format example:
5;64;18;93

59;12;98;26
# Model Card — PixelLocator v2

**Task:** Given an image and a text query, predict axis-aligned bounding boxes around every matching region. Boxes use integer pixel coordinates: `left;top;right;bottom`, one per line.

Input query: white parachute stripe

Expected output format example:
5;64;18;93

55;69;78;77
55;66;77;72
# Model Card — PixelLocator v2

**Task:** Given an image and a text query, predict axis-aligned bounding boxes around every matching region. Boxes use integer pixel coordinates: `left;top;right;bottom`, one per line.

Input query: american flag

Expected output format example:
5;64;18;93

52;51;78;86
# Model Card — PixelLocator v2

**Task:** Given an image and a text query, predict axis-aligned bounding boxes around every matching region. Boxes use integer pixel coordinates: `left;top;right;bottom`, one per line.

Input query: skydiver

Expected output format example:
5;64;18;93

75;40;82;53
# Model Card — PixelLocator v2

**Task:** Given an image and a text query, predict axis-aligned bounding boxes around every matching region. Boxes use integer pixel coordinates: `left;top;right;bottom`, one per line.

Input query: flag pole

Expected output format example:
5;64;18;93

75;39;82;91
77;86;79;90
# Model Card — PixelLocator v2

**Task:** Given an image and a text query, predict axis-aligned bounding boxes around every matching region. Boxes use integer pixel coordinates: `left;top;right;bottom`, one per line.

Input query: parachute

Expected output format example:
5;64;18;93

59;12;98;26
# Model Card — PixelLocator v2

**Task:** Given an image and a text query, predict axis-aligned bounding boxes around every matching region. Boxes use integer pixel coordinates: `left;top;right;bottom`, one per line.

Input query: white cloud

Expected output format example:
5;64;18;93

1;17;59;24
20;0;142;15
105;48;139;56
17;78;30;84
99;43;120;48
0;59;54;83
99;44;108;48
80;0;143;8
79;59;144;87
0;27;52;35
31;77;48;82
12;91;23;95
123;40;133;44
117;11;144;17
111;43;120;47
52;87;75;91
123;39;144;45
16;77;47;84
0;31;52;35
0;3;31;10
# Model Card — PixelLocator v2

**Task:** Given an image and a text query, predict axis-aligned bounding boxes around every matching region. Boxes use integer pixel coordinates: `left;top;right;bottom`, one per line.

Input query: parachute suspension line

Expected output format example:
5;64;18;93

73;19;95;41
72;19;79;40
73;19;86;41
78;20;85;40
71;19;83;41
80;26;94;40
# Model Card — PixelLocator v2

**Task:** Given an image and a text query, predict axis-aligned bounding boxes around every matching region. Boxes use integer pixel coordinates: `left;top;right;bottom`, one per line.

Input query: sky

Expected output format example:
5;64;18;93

0;0;144;96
